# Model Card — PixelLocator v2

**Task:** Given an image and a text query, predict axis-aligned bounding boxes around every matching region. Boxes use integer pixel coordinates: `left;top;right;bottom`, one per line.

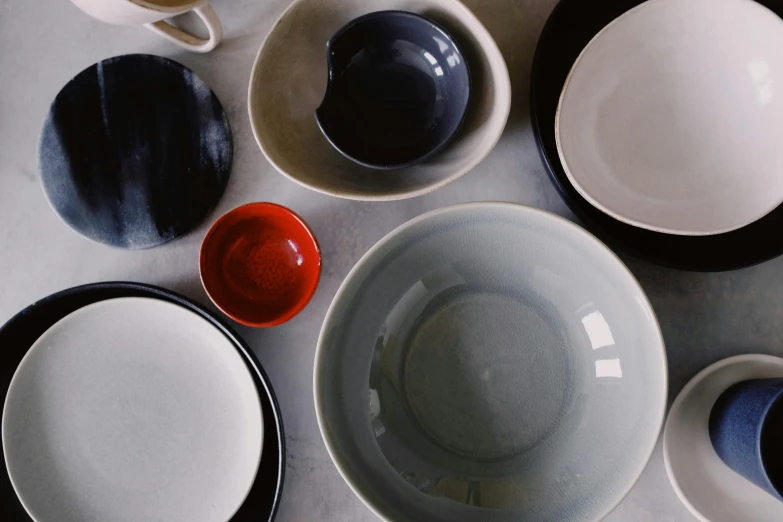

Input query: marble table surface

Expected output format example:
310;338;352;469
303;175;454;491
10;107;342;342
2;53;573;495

1;1;781;521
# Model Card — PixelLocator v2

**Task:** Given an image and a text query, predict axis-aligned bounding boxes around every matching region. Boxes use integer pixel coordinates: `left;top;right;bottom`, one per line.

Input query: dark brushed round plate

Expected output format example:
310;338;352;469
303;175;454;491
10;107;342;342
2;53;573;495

39;54;232;249
0;283;283;522
316;10;471;170
531;0;783;271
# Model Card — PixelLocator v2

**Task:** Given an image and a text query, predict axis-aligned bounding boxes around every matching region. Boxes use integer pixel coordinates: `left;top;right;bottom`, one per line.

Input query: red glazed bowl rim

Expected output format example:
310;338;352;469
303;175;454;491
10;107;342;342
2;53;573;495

199;202;321;328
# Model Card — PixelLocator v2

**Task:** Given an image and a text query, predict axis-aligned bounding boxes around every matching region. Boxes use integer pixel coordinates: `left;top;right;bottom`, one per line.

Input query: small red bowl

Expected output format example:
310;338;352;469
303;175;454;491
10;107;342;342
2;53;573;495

200;203;321;327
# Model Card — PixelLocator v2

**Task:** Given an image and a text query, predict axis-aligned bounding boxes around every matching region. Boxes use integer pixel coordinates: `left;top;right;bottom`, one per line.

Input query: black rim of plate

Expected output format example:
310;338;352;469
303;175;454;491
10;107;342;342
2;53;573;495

0;282;284;522
530;0;783;272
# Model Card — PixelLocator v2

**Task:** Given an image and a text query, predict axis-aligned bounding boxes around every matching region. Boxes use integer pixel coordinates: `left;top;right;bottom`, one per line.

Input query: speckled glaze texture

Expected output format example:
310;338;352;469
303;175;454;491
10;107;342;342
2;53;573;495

315;202;667;522
709;377;783;501
315;11;471;169
200;203;321;327
39;54;232;249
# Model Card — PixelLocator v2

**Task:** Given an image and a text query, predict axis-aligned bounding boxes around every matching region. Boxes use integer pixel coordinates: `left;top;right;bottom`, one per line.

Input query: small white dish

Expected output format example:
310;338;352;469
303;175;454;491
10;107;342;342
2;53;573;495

315;202;667;521
2;297;263;522
248;0;511;200
556;0;783;236
663;354;783;522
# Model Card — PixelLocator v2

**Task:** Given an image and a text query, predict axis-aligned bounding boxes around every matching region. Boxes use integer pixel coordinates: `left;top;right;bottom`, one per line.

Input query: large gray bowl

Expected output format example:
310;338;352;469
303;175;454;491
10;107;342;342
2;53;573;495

315;202;667;521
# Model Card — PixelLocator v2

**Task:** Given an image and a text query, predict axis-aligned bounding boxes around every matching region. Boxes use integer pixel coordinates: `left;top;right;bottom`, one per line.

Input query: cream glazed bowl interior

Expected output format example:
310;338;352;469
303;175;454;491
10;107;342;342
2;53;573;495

314;202;667;522
248;0;511;200
556;0;783;236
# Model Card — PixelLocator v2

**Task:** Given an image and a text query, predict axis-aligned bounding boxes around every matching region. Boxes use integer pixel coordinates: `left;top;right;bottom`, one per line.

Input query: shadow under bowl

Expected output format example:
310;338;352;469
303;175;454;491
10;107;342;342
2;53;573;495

200;203;321;328
315;10;471;169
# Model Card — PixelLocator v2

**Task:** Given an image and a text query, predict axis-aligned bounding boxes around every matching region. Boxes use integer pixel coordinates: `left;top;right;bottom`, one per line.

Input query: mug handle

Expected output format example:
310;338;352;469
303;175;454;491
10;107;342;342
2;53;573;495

144;4;222;53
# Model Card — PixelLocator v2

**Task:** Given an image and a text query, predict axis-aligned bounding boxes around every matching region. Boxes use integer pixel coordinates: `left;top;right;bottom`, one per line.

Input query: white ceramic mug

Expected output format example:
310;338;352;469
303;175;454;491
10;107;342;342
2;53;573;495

71;0;222;53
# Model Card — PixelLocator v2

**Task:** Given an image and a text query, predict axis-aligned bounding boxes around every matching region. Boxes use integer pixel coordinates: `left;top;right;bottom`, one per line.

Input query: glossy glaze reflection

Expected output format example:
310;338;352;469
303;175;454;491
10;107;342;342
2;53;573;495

370;278;583;493
315;11;470;169
368;272;651;509
200;203;321;327
247;0;510;200
315;203;667;522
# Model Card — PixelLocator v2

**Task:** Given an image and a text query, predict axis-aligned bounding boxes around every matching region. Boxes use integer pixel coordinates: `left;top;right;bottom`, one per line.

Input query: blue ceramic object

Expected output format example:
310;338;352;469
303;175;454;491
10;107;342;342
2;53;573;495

315;11;470;170
39;54;232;249
709;377;783;501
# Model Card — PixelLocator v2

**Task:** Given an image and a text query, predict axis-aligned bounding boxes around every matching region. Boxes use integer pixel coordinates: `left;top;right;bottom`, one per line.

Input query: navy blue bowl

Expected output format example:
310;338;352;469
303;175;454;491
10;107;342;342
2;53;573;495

709;378;783;501
315;11;471;170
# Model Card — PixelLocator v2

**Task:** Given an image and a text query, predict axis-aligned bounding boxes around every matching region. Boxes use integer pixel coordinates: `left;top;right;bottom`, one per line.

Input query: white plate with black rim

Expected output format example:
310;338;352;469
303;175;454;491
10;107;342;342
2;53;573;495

2;297;263;522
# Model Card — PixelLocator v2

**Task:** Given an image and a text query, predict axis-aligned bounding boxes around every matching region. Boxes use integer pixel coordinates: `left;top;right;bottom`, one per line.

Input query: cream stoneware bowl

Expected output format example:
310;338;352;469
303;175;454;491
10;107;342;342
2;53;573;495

556;0;783;236
248;0;511;200
314;202;667;522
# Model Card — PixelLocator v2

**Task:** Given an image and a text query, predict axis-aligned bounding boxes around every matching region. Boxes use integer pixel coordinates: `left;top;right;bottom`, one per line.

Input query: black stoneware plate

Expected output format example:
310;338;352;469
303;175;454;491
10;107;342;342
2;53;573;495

0;282;283;522
531;0;783;271
39;54;232;249
315;10;471;170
